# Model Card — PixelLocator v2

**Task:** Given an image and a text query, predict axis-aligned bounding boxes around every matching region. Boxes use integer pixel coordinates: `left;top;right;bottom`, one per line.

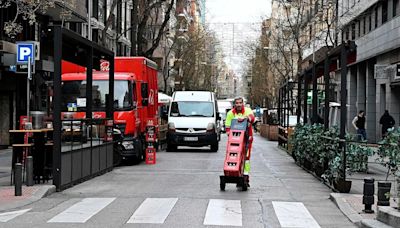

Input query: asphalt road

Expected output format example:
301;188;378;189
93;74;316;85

0;135;355;228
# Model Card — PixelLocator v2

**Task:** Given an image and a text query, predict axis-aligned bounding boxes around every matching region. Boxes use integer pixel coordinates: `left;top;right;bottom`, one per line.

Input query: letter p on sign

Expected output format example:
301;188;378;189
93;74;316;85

16;43;35;64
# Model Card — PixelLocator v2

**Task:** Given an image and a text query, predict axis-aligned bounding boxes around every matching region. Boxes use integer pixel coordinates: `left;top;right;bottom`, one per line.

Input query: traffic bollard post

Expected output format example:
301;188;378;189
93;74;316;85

26;156;34;186
363;178;374;213
15;163;22;196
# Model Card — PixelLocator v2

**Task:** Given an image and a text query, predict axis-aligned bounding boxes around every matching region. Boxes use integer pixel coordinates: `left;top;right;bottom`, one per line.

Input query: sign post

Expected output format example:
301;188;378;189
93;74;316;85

27;56;31;118
16;42;35;121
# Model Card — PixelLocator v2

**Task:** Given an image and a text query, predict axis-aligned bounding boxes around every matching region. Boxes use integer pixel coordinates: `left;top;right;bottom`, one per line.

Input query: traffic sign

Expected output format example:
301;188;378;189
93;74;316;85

16;43;35;64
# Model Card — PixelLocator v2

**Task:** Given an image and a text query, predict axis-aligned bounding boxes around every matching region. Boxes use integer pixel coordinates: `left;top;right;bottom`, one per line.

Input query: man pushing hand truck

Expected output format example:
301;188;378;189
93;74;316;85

220;97;255;191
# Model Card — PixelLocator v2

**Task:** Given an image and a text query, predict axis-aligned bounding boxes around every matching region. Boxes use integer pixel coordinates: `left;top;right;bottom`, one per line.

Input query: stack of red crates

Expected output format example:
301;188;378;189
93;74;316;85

145;118;157;164
223;130;246;177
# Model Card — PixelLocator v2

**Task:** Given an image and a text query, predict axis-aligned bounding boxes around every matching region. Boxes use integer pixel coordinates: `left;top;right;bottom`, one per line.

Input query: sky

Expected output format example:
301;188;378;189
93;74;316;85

205;0;272;76
206;0;271;23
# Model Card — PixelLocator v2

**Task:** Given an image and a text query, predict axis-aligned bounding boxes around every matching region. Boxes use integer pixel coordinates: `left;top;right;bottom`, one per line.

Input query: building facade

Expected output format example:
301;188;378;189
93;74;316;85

339;0;400;142
0;0;172;147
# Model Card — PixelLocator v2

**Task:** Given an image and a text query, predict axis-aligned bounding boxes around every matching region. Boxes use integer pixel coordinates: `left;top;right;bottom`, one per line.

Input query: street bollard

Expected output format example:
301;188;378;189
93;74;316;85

362;178;374;213
14;163;22;196
26;156;34;186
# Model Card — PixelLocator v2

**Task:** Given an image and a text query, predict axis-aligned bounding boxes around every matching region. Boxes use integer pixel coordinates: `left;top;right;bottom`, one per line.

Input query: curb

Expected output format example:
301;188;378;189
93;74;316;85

330;193;363;226
0;185;56;212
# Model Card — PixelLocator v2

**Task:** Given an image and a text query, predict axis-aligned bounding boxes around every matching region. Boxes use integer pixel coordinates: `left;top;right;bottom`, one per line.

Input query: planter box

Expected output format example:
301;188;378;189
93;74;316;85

260;124;278;141
260;124;268;138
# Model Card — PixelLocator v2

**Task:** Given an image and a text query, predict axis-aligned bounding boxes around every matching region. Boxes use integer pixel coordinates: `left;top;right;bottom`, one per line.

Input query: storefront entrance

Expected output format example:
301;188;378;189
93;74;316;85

0;92;12;148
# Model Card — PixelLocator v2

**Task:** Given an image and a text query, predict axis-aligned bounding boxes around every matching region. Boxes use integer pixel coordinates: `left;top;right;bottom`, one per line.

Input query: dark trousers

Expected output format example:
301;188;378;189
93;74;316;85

357;128;367;141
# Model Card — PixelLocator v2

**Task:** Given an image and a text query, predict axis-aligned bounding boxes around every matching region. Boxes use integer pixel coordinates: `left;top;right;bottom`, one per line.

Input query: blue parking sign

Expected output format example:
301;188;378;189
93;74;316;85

17;43;35;64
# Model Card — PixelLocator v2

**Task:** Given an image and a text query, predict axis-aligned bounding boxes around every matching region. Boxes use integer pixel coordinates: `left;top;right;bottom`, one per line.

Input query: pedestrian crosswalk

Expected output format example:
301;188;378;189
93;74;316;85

204;199;242;226
48;198;116;223
127;198;178;224
0;197;321;227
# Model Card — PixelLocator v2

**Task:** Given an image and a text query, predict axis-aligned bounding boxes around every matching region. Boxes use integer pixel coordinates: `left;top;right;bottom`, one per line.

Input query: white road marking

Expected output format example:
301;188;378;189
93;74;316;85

0;209;31;222
272;201;321;228
127;198;178;224
47;198;115;223
203;199;242;226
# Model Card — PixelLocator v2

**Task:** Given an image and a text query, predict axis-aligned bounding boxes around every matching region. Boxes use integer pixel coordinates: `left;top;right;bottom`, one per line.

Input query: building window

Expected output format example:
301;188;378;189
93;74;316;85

375;7;378;28
92;29;99;43
394;0;398;17
357;20;360;37
117;2;122;34
362;17;365;35
103;0;107;25
368;14;372;31
345;26;350;40
351;23;355;40
382;1;388;23
93;0;99;20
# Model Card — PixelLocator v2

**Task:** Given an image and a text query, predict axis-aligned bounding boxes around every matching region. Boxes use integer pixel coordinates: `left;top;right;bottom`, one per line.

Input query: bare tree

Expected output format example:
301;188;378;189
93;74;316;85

1;0;55;38
97;0;174;58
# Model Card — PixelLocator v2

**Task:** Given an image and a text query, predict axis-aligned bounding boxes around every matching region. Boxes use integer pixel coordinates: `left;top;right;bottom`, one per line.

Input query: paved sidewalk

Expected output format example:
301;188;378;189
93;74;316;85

330;155;400;226
0;185;55;212
0;148;56;212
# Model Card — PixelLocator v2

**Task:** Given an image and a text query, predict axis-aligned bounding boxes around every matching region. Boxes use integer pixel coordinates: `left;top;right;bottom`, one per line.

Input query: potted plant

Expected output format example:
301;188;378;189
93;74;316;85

316;127;340;177
376;128;400;206
322;132;352;193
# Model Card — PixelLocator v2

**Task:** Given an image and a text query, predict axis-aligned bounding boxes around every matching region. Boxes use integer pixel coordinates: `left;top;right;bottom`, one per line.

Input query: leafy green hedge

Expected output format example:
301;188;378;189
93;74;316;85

291;124;373;184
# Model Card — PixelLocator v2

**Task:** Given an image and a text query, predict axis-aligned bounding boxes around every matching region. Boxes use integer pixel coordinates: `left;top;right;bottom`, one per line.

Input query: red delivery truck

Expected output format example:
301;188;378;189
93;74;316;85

61;57;159;165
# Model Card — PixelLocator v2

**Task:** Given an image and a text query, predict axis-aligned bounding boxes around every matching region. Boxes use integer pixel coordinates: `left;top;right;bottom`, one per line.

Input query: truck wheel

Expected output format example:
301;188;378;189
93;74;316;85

113;148;122;166
220;180;226;191
210;143;219;152
166;143;177;152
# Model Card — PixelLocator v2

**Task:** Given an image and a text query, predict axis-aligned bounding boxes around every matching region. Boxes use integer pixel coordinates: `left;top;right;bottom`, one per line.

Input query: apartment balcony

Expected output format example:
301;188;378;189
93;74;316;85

44;0;87;22
176;6;191;23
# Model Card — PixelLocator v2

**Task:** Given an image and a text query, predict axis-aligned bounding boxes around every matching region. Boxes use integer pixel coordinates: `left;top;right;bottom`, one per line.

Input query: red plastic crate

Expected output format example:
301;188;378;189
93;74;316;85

145;147;156;164
223;130;246;177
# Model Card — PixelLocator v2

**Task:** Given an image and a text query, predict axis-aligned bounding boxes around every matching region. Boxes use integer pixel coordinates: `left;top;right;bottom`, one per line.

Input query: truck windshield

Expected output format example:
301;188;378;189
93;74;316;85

61;80;133;111
170;101;214;117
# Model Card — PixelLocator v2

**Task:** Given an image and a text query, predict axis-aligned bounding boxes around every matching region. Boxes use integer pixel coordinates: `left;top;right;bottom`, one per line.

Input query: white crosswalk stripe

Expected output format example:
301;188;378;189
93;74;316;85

0;209;31;222
127;198;178;224
272;201;321;228
204;199;242;226
47;198;115;223
0;198;323;227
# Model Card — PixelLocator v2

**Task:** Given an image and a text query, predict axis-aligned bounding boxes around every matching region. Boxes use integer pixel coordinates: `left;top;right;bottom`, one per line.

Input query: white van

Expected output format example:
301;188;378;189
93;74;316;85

166;91;220;151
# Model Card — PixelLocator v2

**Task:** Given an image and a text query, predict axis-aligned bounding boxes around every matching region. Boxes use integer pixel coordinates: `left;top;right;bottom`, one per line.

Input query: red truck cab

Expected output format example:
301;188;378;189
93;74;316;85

61;57;158;164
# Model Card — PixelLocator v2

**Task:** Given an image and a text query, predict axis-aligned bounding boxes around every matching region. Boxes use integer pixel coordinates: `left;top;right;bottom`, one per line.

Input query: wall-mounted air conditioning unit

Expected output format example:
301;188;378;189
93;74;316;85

0;40;17;54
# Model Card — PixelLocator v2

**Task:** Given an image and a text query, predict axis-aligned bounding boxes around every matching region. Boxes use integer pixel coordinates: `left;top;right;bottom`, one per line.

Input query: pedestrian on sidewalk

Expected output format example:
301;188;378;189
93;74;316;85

352;110;367;141
379;110;395;138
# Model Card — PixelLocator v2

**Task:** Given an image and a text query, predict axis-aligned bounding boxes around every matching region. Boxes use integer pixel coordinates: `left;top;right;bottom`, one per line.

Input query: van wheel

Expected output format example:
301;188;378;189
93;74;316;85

167;143;177;152
211;143;219;152
113;150;122;166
